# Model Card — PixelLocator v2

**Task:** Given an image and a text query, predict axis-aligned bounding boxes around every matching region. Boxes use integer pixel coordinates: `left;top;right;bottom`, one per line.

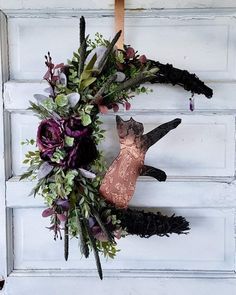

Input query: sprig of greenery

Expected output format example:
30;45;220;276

87;33;109;49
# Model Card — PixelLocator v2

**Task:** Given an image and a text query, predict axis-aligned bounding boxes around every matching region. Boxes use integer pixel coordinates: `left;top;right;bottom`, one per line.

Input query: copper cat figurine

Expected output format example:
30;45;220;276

99;115;181;208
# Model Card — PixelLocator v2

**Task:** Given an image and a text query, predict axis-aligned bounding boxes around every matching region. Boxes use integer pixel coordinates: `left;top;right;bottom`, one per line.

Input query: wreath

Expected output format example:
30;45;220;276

20;16;213;279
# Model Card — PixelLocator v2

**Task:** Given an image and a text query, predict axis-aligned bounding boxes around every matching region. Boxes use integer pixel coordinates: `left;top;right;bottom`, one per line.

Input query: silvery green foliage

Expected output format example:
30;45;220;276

37;162;54;180
79;168;96;179
67;92;80;108
85;46;107;69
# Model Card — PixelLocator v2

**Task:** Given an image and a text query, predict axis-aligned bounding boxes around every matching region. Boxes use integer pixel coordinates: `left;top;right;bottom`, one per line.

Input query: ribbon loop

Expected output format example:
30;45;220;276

115;0;125;49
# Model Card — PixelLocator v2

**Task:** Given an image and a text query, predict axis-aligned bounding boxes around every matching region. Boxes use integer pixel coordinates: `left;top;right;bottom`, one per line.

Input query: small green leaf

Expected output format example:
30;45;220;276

141;86;146;93
81;114;92;126
80;70;92;81
84;53;97;71
116;51;125;63
69;71;77;79
55;94;68;107
65;136;74;147
85;105;94;114
80;77;97;91
42;98;55;111
19;170;33;180
149;67;159;74
72;78;80;84
73;52;80;59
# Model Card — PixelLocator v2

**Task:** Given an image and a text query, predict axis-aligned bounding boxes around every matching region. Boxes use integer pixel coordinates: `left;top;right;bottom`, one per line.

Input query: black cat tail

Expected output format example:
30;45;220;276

112;208;190;238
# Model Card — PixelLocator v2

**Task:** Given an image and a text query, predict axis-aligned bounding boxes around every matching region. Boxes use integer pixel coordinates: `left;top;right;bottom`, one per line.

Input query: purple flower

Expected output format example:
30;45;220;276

65;136;98;169
98;104;108;114
90;222;123;242
37;119;63;156
43;52;65;98
91;226;109;242
125;47;135;59
63;117;88;138
37;116;98;168
112;104;119;113
139;54;147;64
42;208;54;217
58;117;98;169
42;199;69;240
57;214;67;222
124;102;131;111
47;224;63;240
56;199;70;211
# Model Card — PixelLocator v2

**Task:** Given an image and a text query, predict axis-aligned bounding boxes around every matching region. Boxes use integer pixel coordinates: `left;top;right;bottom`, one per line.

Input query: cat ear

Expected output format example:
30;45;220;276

116;115;124;126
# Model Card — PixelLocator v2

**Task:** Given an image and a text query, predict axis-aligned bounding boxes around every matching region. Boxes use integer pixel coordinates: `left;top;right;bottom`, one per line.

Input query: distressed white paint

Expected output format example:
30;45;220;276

0;11;9;287
12;208;235;271
5;276;236;295
7;15;236;80
1;3;236;295
9;112;235;177
6;178;236;208
5;80;236;112
2;0;236;10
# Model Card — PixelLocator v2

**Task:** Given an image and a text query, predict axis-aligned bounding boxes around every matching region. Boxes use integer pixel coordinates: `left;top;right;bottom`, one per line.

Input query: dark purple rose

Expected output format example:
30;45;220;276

37;119;63;156
61;117;98;169
65;136;98;169
63;117;89;138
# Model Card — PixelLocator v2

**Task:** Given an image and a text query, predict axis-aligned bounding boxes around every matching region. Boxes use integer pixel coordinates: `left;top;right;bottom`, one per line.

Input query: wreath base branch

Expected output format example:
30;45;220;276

111;207;190;238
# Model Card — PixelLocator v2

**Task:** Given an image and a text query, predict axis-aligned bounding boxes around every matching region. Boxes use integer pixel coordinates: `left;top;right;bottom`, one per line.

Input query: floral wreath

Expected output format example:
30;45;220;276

21;17;213;279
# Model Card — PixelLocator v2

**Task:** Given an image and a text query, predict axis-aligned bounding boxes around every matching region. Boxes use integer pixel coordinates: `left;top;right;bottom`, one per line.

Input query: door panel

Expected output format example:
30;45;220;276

7;16;236;81
9;111;236;177
12;207;234;271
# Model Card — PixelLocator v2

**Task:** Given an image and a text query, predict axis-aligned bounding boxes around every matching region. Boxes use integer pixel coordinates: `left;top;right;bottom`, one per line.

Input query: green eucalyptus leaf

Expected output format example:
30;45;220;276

81;114;92;126
42;98;55;111
65;136;74;147
55;94;68;107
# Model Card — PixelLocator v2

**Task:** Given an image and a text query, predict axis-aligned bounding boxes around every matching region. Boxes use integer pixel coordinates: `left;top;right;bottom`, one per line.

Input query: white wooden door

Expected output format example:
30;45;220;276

1;1;236;294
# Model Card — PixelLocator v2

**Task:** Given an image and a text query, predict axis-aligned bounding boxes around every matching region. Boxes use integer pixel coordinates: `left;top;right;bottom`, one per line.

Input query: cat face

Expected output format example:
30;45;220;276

116;116;144;142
